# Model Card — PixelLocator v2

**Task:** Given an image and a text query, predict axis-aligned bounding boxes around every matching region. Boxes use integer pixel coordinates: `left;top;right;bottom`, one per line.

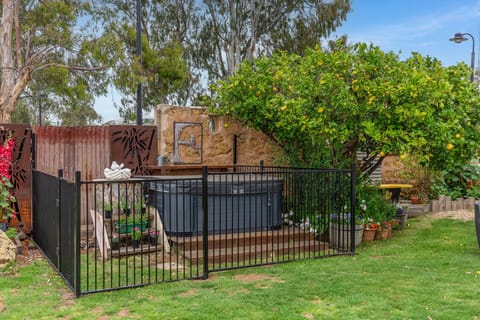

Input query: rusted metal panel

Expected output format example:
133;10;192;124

0;124;33;233
109;126;157;176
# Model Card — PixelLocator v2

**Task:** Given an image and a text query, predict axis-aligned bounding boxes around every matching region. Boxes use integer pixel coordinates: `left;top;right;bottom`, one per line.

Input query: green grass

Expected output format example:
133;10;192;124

1;216;480;319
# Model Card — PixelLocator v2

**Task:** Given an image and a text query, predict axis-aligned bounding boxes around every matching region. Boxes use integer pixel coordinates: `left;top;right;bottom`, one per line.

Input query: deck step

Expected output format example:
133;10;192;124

110;244;161;257
170;227;315;251
183;240;329;264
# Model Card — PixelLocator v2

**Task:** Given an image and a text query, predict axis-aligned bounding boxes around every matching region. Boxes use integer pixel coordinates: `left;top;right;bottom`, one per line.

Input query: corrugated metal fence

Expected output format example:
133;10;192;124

0;124;157;232
34;125;157;180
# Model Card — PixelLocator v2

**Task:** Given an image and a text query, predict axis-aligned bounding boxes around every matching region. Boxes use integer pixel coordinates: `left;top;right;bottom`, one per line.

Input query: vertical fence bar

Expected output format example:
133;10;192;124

31;132;36;169
74;171;82;297
202;166;209;279
350;162;357;253
57;169;63;271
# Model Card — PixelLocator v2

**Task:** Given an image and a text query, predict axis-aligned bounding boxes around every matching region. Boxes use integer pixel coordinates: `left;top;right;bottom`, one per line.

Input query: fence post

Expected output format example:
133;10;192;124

57;169;63;271
350;162;357;253
31;132;36;169
202;166;209;279
74;171;82;297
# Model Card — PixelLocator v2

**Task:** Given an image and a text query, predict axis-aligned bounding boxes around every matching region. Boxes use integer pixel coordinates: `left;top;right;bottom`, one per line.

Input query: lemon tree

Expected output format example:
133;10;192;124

208;41;480;176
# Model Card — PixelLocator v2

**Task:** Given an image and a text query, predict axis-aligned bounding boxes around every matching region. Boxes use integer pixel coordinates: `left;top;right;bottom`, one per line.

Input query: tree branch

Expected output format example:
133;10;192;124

35;63;108;72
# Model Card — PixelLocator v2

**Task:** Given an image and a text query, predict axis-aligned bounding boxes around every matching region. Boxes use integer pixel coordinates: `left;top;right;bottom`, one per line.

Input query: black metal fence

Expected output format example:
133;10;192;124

32;169;79;293
32;164;356;297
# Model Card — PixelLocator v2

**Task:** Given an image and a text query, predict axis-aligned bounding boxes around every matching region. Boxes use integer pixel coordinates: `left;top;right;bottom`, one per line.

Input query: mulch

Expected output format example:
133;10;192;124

15;237;44;267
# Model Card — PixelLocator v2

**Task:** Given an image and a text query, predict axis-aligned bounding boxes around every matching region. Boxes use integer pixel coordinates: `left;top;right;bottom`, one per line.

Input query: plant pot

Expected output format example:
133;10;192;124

387;226;393;238
362;228;377;242
410;195;427;204
0;222;7;232
396;213;408;229
329;222;364;251
149;236;158;246
114;220;149;234
375;228;390;240
111;239;120;250
131;239;140;248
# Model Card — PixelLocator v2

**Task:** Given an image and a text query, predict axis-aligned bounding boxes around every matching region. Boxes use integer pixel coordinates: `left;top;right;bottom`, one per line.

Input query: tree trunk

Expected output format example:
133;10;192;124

0;0;31;122
0;0;16;122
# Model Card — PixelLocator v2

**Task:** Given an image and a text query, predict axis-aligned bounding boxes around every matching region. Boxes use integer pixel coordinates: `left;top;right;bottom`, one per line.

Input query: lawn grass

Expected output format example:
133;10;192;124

1;215;480;319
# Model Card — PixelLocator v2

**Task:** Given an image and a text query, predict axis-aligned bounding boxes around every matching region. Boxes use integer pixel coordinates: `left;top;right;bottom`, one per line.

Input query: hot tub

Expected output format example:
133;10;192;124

147;175;283;236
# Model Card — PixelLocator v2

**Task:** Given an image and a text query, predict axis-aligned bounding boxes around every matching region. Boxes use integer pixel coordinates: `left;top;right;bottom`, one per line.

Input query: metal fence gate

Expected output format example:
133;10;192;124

32;169;79;295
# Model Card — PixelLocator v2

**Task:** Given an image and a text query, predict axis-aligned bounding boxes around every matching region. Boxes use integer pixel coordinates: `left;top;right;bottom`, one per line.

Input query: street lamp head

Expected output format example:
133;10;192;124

449;32;475;82
449;32;469;43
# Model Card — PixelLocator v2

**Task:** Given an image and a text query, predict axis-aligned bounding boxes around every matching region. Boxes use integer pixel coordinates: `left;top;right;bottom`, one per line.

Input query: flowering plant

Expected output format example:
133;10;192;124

378;221;393;231
364;218;379;230
330;213;363;225
0;136;15;220
131;227;142;240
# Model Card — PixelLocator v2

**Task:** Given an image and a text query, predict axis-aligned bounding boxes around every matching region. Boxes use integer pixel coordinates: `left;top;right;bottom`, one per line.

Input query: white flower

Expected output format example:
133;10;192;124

360;200;367;212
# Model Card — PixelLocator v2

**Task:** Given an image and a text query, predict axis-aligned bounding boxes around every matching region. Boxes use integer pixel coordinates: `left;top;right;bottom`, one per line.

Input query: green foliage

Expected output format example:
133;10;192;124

103;202;112;211
89;0;351;107
130;227;142;240
0;176;16;219
4;227;17;239
118;213;149;225
430;162;480;199
89;1;190;122
357;181;397;223
1;0;107;124
209;41;480;177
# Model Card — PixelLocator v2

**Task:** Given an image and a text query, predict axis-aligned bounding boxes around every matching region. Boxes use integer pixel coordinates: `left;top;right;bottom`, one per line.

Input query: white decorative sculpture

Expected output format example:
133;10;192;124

104;161;132;180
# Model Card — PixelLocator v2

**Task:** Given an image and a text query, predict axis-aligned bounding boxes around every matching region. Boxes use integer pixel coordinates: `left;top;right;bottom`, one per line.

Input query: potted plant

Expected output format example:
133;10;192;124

395;206;408;229
103;202;113;219
375;221;393;240
111;236;120;250
362;219;379;242
130;227;142;248
329;212;364;250
149;230;160;245
120;200;131;216
115;213;149;234
135;200;147;214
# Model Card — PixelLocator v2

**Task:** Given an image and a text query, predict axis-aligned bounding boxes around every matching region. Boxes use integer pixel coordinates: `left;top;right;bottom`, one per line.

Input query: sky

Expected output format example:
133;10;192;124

332;0;480;66
94;0;480;122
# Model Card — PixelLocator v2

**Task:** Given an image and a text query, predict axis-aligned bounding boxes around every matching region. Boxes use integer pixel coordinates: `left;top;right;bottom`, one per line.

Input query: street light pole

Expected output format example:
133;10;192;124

38;92;46;126
136;0;143;125
449;32;475;82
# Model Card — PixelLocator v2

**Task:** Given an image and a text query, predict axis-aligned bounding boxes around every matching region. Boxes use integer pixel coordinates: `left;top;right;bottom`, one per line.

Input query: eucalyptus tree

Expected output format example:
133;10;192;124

92;0;351;107
90;0;192;118
195;0;351;82
0;0;109;124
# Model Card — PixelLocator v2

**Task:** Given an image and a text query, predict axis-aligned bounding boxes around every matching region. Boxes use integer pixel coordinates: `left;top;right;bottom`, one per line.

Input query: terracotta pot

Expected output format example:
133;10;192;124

362;228;377;242
387;226;393;238
375;228;390;240
410;195;427;204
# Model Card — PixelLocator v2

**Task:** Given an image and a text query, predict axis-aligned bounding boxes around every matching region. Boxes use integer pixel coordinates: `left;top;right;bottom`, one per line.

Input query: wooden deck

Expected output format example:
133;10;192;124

170;227;329;264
